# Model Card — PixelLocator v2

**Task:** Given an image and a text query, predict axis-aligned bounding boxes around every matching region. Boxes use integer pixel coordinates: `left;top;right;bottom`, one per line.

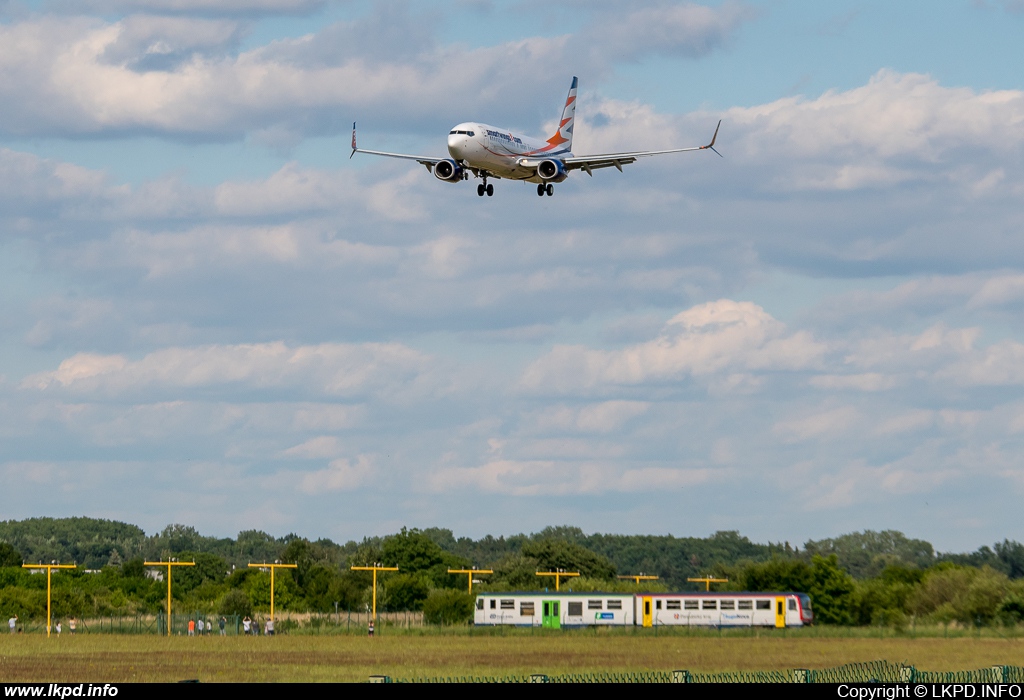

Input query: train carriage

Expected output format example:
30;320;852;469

475;591;811;628
636;592;812;628
474;592;635;628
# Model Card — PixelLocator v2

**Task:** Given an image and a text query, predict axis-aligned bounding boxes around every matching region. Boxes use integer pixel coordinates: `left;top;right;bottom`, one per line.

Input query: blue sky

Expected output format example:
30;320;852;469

2;0;1024;551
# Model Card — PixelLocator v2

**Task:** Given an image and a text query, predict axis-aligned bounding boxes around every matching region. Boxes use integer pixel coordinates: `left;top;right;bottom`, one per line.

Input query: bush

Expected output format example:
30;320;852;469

218;588;252;618
422;589;474;625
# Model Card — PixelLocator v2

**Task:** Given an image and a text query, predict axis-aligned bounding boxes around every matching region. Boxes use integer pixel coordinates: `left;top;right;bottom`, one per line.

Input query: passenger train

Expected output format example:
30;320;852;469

474;591;813;628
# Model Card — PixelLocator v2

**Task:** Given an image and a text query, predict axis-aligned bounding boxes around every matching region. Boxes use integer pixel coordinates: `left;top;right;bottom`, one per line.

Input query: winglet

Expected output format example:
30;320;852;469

350;122;357;159
700;120;723;157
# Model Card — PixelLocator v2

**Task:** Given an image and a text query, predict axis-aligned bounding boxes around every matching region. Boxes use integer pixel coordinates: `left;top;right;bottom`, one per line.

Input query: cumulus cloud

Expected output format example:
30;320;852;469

429;459;715;496
22;341;433;398
48;0;328;16
521;300;826;394
0;2;750;139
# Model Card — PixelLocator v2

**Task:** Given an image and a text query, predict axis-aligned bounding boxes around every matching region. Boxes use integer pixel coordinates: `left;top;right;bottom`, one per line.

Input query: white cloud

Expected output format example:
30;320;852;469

429;459;715;496
773;406;859;443
296;455;375;493
22;341;432;398
521;300;826;393
809;373;896;392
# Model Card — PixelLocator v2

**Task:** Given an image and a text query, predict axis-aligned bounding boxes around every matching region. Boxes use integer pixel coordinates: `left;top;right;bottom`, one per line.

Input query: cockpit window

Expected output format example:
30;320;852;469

449;130;476;136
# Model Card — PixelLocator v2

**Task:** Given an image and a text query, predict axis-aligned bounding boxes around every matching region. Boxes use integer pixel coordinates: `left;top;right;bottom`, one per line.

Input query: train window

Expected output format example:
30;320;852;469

520;602;534;617
490;599;496;609
607;600;622;610
655;600;662;610
702;600;717;610
666;600;681;610
568;602;583;616
756;600;770;610
588;600;603;610
788;599;797;611
738;600;753;610
720;600;735;610
684;600;698;610
476;599;484;610
500;599;515;610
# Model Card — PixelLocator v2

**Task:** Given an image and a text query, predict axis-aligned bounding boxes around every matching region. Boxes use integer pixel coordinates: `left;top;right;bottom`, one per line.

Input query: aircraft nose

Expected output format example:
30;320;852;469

447;134;465;159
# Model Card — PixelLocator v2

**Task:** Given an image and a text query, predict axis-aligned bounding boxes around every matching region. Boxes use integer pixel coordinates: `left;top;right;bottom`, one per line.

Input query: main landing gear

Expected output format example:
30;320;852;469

477;177;493;197
537;183;554;197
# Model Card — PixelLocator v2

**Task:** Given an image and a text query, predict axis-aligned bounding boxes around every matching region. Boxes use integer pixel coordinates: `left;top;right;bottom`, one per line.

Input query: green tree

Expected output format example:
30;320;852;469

0;542;23;567
521;540;616;580
384;573;432;611
218;588;252;618
808;555;856;625
172;552;228;593
380;528;469;586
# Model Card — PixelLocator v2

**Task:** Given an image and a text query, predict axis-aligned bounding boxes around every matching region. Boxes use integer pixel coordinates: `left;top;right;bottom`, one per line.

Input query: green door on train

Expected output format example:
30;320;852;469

542;600;560;629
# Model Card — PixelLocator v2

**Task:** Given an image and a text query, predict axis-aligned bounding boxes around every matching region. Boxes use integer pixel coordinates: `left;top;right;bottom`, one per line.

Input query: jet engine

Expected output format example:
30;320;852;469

536;159;568;183
434;159;465;183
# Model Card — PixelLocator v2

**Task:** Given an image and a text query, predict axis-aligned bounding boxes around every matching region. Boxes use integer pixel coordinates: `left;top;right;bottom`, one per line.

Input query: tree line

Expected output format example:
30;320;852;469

2;518;1024;627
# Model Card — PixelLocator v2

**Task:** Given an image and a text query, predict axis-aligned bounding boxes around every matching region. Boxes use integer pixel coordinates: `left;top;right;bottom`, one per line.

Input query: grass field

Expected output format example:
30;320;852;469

2;630;1024;682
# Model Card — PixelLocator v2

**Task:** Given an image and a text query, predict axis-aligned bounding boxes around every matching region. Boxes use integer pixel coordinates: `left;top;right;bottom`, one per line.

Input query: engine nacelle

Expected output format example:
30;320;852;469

536;159;568;183
434;159;464;183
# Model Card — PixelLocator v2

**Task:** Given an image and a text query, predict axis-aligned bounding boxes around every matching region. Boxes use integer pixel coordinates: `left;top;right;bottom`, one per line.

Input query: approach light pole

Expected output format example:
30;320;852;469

535;570;580;591
618;574;660;586
350;564;399;621
144;559;196;636
688;576;729;591
248;561;298;622
23;562;77;638
448;567;494;595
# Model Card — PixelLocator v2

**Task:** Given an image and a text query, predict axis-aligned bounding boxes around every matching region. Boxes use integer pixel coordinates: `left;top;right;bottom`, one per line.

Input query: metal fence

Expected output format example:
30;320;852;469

385;661;1024;684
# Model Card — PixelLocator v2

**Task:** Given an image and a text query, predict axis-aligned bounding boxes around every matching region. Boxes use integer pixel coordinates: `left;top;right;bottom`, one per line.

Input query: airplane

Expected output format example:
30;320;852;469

350;77;721;197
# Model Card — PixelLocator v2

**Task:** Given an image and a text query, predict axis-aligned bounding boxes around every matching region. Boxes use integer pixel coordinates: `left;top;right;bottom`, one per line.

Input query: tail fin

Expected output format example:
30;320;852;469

546;76;577;151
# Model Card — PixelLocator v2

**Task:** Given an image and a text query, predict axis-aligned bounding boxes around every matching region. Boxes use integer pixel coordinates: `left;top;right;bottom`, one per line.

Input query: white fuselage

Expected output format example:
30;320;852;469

447;122;573;182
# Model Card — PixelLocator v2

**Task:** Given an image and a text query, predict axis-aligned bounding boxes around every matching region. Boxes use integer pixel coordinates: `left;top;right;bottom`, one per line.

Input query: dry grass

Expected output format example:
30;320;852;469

2;632;1023;682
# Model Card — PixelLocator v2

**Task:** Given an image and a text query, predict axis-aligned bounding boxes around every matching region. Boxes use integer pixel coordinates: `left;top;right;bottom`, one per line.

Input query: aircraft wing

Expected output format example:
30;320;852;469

562;121;721;175
349;123;445;172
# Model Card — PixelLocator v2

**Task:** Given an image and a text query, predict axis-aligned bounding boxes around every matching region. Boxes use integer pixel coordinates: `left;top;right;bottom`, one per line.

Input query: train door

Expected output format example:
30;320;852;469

542;600;560;629
774;597;786;628
641;596;653;627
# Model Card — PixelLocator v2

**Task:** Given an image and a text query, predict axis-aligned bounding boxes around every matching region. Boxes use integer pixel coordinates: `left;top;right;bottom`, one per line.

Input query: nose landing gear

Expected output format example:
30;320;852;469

537;183;554;197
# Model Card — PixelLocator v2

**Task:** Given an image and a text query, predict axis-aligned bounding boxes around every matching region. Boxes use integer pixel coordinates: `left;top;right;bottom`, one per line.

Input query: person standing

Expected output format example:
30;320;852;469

188;618;195;636
8;615;16;634
197;618;204;635
242;616;251;635
68;617;76;635
265;618;273;636
55;620;62;635
219;616;226;636
367;619;374;637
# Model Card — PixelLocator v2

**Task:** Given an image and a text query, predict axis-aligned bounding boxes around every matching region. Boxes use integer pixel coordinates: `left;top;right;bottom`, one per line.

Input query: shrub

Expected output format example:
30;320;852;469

422;589;474;625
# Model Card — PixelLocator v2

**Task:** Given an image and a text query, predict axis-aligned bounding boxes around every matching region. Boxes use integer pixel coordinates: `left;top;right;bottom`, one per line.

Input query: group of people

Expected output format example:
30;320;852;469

186;616;227;636
240;616;274;636
8;615;78;635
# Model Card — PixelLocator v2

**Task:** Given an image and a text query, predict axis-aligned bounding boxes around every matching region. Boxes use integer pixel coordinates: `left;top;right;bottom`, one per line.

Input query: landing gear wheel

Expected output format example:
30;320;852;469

546;184;554;197
477;184;485;197
486;184;493;196
537;184;545;197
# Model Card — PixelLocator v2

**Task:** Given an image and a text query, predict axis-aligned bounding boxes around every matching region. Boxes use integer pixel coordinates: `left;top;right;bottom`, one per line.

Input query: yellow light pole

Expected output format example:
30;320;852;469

22;563;76;638
618;574;660;586
535;570;579;591
144;559;195;636
350;564;398;621
688;576;728;591
248;562;298;621
448;567;493;594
